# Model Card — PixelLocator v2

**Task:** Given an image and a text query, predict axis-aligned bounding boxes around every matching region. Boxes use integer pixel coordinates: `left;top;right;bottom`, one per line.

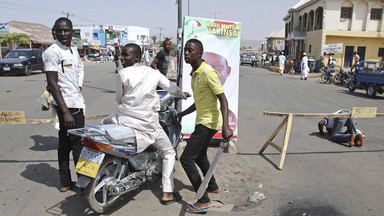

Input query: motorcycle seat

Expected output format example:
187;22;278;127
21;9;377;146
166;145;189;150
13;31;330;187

88;124;136;144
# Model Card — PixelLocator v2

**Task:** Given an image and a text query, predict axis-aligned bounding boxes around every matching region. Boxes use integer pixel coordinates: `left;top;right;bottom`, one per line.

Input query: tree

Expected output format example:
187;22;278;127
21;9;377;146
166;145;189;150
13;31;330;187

0;33;31;49
151;35;157;45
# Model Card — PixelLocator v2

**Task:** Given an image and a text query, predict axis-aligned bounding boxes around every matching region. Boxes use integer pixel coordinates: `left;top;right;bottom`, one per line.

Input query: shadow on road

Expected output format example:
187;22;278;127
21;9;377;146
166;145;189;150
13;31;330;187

83;84;115;94
30;135;58;151
20;163;58;189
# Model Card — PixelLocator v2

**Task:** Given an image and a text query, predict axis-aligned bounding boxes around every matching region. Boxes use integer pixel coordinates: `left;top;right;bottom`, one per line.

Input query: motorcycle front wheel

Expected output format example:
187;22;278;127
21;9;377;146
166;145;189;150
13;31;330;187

86;156;125;213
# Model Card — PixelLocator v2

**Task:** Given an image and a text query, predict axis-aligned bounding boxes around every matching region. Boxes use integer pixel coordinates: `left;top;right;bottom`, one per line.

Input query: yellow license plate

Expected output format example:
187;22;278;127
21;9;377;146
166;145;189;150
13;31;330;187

75;147;105;178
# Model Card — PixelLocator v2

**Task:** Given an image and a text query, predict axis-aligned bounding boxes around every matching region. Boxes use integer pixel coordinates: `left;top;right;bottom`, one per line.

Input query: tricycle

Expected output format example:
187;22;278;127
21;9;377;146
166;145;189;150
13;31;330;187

348;61;384;97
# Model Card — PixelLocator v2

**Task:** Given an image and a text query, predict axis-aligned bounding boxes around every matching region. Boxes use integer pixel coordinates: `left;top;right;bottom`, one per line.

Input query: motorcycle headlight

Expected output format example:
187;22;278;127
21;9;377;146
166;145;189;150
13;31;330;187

13;63;23;67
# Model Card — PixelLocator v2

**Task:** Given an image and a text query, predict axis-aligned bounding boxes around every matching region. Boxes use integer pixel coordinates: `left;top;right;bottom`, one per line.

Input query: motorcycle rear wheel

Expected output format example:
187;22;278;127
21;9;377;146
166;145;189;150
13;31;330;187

86;156;125;213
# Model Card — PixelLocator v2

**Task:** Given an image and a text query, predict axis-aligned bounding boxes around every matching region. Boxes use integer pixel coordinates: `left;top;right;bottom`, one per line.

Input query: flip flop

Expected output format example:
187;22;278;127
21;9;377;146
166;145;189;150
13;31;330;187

185;204;209;213
160;192;182;205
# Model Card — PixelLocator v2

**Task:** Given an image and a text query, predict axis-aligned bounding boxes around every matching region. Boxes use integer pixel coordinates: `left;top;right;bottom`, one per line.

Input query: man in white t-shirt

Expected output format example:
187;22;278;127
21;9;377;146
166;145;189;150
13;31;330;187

43;17;85;192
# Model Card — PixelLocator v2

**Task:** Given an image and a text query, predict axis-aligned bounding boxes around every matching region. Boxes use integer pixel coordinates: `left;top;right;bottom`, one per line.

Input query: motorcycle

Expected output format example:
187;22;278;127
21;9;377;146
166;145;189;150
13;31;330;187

68;90;183;213
320;66;335;84
333;69;354;87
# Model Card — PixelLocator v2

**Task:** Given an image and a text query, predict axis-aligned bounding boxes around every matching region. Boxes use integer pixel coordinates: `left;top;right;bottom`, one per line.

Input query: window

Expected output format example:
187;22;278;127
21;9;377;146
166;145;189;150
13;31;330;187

85;32;90;37
371;8;382;20
276;40;281;45
309;45;312;54
93;33;98;39
341;7;352;18
378;48;384;57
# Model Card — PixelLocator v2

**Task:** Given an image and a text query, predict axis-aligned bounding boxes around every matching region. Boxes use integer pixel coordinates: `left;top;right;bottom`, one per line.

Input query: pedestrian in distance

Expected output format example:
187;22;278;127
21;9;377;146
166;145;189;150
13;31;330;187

43;17;85;192
142;48;150;66
177;39;233;214
318;110;364;147
102;43;187;205
278;51;286;75
114;51;120;73
352;51;360;72
262;52;267;67
151;39;171;76
300;52;309;80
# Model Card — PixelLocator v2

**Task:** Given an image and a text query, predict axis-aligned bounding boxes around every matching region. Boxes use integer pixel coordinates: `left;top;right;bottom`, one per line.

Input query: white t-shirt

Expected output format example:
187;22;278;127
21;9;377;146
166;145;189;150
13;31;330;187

43;40;85;109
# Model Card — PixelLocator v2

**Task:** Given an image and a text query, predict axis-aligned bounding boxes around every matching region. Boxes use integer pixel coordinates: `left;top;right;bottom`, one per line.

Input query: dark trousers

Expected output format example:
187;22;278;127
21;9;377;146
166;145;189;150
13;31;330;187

55;106;84;187
180;124;219;203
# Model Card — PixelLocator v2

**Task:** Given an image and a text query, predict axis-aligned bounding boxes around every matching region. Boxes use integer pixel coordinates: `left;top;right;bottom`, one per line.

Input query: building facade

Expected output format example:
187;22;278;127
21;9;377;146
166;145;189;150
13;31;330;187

73;24;149;55
266;28;285;55
284;0;384;68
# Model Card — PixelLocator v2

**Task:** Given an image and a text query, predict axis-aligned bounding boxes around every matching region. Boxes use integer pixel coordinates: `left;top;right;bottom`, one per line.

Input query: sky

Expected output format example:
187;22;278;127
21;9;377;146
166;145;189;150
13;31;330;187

0;0;300;41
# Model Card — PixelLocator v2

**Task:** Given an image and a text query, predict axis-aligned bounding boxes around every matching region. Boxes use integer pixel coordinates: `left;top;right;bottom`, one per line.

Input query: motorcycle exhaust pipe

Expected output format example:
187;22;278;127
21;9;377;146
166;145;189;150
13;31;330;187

110;179;142;196
110;171;146;196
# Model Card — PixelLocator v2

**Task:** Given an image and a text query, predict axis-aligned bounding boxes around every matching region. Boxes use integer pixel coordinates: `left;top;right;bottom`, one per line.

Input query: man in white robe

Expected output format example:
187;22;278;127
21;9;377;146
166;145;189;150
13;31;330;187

103;43;187;204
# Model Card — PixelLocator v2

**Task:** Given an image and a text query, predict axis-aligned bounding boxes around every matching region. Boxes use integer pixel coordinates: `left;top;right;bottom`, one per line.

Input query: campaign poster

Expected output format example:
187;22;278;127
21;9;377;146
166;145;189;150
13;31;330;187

181;16;241;140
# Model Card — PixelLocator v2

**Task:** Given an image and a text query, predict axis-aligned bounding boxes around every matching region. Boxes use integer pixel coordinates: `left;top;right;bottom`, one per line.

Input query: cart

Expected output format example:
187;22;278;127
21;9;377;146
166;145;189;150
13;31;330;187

348;61;384;97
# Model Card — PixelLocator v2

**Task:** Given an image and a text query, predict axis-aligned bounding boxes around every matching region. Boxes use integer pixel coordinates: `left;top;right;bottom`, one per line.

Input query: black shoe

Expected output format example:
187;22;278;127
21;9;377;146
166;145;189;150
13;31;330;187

304;77;307;80
300;78;303;80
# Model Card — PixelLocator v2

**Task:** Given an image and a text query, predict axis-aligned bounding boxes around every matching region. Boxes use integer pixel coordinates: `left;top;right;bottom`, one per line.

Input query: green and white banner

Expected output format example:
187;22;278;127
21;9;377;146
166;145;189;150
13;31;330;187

181;16;241;140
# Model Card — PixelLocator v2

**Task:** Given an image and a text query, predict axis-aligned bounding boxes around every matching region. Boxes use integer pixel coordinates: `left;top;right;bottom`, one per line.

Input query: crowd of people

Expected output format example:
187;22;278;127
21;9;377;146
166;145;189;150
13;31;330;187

43;17;232;214
43;16;367;214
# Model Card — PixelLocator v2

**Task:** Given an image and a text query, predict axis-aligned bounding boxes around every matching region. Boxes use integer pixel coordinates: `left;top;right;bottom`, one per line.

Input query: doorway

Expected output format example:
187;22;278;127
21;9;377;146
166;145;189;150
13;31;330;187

344;46;354;67
357;46;366;62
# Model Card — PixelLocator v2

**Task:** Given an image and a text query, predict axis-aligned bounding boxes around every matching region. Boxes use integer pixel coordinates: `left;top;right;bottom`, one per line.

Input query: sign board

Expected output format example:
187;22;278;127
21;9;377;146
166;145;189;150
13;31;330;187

351;107;377;118
322;43;343;54
181;16;241;140
0;23;9;33
0;111;26;124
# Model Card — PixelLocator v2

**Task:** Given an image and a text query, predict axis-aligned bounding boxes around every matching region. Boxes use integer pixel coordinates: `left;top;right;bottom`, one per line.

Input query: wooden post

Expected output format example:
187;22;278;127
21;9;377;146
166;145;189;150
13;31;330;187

259;114;293;170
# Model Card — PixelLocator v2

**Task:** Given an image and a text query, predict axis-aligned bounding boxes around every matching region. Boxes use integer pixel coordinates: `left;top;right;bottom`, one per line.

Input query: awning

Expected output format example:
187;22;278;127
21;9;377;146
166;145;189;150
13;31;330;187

287;30;306;40
89;40;102;46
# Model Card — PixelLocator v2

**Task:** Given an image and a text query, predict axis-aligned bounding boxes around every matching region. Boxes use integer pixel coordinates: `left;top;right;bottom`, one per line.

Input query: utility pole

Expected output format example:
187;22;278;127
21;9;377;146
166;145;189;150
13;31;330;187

209;11;222;19
62;11;74;18
157;27;164;42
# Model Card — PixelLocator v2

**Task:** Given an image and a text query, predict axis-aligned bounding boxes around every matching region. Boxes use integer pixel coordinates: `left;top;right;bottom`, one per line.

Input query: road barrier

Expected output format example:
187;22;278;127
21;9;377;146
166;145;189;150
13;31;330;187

0;111;108;125
260;107;383;170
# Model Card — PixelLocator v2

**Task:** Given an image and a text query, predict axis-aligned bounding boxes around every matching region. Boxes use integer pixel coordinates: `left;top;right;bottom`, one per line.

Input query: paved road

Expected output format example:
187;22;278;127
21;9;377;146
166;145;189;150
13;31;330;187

0;63;383;216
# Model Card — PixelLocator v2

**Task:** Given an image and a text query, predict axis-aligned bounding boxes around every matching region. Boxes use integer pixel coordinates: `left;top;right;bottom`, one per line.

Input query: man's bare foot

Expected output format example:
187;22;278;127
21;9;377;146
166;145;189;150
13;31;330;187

161;192;182;205
185;201;213;211
349;134;356;147
162;192;173;201
356;134;364;147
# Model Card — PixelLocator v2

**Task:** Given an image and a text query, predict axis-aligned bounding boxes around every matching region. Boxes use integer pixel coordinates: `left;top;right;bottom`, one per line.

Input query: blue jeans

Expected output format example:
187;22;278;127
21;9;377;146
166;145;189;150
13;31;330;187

330;118;357;143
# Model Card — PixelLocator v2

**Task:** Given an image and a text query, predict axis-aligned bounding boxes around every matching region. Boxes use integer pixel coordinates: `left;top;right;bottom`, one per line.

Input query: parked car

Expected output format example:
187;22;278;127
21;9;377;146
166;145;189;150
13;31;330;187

240;55;253;65
0;49;44;76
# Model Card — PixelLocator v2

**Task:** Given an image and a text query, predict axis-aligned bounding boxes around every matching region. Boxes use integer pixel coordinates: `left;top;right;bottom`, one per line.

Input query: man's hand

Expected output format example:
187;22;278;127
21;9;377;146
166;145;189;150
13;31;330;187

184;92;191;98
177;113;183;123
222;125;233;141
63;111;75;129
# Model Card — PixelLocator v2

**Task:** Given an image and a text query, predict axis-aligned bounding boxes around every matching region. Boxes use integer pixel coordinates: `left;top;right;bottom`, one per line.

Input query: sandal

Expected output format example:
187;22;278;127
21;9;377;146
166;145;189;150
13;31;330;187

160;192;182;205
185;204;209;213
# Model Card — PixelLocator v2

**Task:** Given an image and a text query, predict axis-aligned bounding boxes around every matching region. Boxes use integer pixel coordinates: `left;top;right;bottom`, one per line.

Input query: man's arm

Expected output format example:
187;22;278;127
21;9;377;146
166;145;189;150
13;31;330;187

151;57;159;70
46;72;75;128
177;103;196;122
115;74;124;104
217;93;232;140
318;119;326;135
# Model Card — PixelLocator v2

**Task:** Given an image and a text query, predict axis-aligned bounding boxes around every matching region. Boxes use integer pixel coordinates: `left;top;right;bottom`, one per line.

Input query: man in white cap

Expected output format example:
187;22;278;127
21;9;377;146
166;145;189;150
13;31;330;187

278;51;286;75
301;52;309;80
